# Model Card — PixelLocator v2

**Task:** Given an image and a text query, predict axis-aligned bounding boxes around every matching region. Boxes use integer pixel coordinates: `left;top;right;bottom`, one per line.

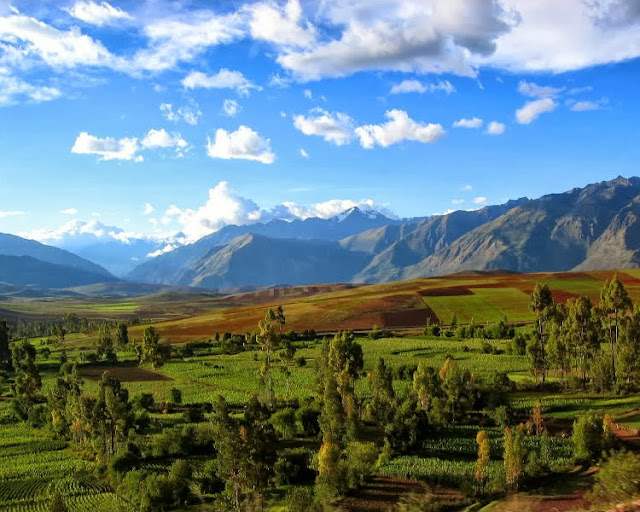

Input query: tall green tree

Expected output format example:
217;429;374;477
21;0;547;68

565;297;601;384
369;358;395;424
93;372;131;460
529;283;554;382
279;339;296;398
412;362;439;413
600;275;632;381
257;309;280;408
0;320;10;370
96;324;113;359
115;323;129;347
141;326;170;369
475;430;491;485
11;339;41;403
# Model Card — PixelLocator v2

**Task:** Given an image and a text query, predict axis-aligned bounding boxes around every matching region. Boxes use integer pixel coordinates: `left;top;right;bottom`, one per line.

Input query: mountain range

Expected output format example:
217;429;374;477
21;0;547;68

4;176;640;294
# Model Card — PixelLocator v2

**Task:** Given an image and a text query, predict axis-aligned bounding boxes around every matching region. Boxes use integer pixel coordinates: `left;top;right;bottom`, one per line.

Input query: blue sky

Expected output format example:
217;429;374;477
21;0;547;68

0;0;639;246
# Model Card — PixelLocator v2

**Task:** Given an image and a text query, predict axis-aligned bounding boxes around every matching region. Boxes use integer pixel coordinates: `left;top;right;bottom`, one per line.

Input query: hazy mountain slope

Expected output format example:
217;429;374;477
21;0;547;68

404;176;640;278
353;198;528;282
0;255;118;288
128;207;399;284
175;234;371;289
0;232;113;278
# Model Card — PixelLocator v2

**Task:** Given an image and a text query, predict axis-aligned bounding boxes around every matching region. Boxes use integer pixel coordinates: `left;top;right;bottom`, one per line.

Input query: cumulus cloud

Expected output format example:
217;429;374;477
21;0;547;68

222;99;241;117
293;108;354;146
515;98;556;124
277;0;512;80
60;208;78;215
141;128;187;155
182;69;261;96
453;117;483;129
160;181;396;242
246;0;316;48
473;196;487;205
160;101;202;125
0;210;25;218
206;126;275;164
143;203;155;216
147;244;178;258
569;99;606;111
300;148;309;158
390;79;455;95
485;121;505;135
355;110;445;149
71;132;143;162
0;73;61;106
67;1;132;27
517;80;564;98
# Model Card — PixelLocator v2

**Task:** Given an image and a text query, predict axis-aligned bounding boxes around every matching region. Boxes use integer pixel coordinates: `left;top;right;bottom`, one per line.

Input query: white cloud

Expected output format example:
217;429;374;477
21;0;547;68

71;132;143;162
300;148;309;158
182;69;261;96
277;0;511;81
451;199;465;205
20;219;156;247
473;196;487;205
515;98;556;124
0;210;25;218
569;100;604;112
485;121;505;135
206;126;275;164
293;108;354;146
160;101;202;125
0;73;61;106
453;117;483;129
478;0;640;74
303;88;312;99
517;80;564;98
246;0;316;48
222;98;241;117
460;184;473;191
67;1;132;27
60;208;78;215
390;79;455;95
160;181;396;242
147;244;178;258
355;109;445;149
143;203;155;216
141;128;187;154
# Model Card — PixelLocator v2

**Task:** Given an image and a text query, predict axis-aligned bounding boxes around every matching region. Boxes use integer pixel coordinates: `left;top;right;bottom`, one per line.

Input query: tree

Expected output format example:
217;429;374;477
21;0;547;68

529;283;554;382
11;339;41;402
141;326;170;369
412;362;439;412
275;305;286;333
93;372;132;459
440;357;470;422
618;304;640;385
257;309;280;408
115;322;129;347
600;275;631;381
369;358;395;424
96;324;114;359
0;320;10;370
475;430;491;485
572;412;604;462
503;426;525;489
531;401;544;436
279;339;296;398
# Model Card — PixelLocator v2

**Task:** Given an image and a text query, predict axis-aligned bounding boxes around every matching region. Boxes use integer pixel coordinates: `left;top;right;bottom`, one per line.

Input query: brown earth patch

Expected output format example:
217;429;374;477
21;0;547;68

80;365;173;382
380;307;437;328
418;286;473;297
340;477;431;512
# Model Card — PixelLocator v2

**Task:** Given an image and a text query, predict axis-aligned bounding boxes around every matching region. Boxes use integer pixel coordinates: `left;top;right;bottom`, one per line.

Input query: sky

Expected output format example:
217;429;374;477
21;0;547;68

0;0;639;247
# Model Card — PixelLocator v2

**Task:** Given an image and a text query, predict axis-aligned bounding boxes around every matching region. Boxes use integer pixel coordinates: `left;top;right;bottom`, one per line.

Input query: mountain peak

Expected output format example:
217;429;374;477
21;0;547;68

334;206;388;222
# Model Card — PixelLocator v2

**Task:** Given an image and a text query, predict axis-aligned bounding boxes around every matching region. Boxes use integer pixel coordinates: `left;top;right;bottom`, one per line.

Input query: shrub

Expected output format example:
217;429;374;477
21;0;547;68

572;412;604;462
274;448;315;485
589;451;640;505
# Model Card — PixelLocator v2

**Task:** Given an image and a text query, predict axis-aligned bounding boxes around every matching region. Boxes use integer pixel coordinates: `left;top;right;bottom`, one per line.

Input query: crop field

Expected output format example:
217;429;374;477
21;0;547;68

0;409;122;512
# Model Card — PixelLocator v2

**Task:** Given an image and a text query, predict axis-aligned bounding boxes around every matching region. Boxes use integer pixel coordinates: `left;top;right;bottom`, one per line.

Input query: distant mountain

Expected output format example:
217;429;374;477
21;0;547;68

0;255;117;288
0;232;114;279
127;207;401;284
399;176;640;278
170;233;371;289
351;198;529;282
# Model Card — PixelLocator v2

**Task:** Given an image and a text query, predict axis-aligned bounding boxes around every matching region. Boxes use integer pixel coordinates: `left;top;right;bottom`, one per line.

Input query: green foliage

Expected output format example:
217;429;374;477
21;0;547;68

571;412;605;462
589;451;640;505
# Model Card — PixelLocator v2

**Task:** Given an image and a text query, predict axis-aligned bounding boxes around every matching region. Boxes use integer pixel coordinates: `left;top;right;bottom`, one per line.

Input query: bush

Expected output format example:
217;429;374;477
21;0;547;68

296;406;321;438
296;356;307;367
274;448;315;485
170;387;182;405
589;451;640;505
271;408;296;439
572;412;604;462
343;442;379;489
